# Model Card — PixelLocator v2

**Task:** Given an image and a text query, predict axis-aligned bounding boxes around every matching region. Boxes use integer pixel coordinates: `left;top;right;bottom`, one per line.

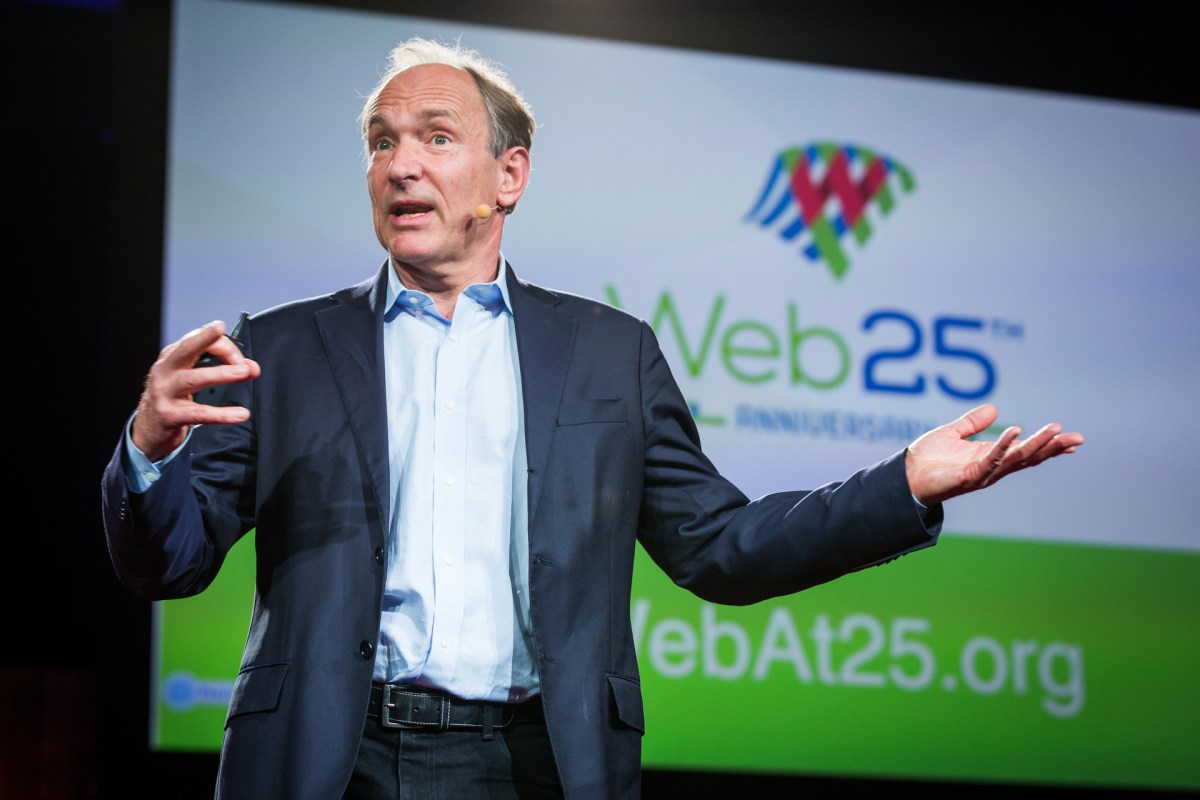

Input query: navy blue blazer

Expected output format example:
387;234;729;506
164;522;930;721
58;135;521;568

101;262;941;798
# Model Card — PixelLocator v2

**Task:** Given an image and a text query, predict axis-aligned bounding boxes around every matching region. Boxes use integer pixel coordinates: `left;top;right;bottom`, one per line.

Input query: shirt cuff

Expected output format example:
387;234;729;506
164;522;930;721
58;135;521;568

123;413;192;493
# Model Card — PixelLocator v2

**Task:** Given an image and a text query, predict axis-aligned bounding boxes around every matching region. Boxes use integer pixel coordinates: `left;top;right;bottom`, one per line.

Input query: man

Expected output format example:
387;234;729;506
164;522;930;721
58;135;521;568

101;38;1083;799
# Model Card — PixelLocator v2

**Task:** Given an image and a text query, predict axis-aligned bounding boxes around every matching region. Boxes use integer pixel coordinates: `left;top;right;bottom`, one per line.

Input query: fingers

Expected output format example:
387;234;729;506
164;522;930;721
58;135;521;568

1000;423;1087;475
133;320;260;460
161;320;259;398
174;319;254;370
1035;430;1084;461
1056;432;1086;451
170;320;228;367
1003;423;1056;463
131;392;252;461
984;424;1020;469
183;359;259;397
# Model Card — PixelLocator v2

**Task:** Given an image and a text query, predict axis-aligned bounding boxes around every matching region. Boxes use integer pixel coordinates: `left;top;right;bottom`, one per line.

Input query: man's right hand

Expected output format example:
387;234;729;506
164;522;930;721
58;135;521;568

131;320;261;461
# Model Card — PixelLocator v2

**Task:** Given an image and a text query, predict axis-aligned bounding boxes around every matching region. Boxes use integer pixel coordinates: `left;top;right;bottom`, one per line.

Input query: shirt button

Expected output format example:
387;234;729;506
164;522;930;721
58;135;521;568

444;556;454;565
441;640;450;649
445;476;456;486
407;296;419;305
359;641;375;659
444;400;456;410
374;547;385;565
449;332;460;342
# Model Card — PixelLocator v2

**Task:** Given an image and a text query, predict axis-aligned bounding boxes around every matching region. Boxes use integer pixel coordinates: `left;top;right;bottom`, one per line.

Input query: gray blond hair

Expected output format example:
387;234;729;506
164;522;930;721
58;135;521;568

359;37;536;157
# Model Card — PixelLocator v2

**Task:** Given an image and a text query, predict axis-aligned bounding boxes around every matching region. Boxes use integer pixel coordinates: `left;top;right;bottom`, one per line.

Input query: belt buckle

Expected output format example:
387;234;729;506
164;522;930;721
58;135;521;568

379;684;447;730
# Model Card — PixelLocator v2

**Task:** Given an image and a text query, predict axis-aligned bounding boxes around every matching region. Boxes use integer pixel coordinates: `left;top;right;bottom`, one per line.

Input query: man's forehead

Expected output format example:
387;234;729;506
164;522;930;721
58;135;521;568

372;63;485;116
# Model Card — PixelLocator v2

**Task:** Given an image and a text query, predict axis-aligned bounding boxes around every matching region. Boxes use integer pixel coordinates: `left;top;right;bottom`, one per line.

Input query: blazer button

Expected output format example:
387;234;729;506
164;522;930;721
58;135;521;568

374;547;385;565
359;641;375;659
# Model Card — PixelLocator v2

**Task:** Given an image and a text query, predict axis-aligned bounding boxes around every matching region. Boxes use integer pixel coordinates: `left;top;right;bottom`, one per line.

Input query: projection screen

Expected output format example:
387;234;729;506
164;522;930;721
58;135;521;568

153;0;1199;792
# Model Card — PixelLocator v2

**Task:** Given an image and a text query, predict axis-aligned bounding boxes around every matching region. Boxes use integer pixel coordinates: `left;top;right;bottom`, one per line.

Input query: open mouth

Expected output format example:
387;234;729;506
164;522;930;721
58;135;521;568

389;200;434;219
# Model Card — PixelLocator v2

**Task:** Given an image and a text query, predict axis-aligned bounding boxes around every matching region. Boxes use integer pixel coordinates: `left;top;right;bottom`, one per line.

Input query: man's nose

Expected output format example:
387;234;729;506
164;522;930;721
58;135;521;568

386;140;422;184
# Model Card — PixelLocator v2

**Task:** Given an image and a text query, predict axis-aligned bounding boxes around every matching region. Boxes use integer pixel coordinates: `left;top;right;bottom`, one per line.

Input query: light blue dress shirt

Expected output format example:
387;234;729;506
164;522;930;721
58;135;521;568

378;258;537;701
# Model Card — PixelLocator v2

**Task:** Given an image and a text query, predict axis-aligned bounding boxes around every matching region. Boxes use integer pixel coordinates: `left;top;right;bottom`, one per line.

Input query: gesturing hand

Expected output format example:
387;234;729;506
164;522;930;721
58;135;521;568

905;403;1084;506
131;320;261;462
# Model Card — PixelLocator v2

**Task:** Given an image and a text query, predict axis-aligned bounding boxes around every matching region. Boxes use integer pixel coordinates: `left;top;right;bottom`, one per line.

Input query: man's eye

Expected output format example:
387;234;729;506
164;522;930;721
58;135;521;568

431;135;450;145
373;139;392;151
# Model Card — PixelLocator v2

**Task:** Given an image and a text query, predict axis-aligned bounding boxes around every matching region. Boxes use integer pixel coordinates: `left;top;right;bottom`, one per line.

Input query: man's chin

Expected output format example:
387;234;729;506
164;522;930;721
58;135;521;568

381;235;437;266
386;247;442;272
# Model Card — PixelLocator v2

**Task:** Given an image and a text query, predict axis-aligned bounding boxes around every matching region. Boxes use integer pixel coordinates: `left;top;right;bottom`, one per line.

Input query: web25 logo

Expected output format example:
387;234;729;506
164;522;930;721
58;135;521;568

745;142;915;280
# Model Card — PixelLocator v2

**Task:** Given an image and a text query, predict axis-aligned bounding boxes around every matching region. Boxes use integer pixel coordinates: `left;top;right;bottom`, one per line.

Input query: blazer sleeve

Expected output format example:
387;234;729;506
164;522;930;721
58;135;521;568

632;320;941;606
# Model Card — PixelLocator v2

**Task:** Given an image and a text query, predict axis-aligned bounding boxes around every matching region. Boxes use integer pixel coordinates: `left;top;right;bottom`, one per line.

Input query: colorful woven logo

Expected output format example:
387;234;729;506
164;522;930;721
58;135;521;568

745;142;916;280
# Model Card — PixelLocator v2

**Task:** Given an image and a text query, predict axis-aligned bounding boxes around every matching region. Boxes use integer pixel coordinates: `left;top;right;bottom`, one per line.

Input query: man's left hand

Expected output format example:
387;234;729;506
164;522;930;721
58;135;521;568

905;403;1084;506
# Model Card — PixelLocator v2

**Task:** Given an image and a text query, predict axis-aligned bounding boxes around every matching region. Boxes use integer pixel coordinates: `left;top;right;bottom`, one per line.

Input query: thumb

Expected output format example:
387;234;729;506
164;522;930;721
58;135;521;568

949;403;999;439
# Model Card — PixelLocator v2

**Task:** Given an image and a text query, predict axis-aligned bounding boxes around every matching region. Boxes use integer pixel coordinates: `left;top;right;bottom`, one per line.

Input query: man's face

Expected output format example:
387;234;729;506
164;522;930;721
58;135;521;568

365;64;507;272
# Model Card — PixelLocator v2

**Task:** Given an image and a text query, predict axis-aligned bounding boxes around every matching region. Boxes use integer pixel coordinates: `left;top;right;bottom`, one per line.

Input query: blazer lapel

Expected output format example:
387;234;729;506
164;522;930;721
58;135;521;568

315;263;392;538
507;263;576;526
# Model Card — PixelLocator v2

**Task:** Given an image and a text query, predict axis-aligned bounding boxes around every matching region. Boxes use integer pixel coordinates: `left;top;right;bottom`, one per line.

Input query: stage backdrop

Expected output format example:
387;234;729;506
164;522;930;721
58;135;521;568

154;0;1199;792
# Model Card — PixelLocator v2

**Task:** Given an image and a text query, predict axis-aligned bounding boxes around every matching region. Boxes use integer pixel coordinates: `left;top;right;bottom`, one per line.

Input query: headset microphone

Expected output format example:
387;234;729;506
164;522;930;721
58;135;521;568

475;204;506;219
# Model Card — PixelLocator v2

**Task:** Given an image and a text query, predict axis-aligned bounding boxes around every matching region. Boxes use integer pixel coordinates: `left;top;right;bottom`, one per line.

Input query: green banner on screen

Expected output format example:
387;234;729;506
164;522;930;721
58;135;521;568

152;533;1199;792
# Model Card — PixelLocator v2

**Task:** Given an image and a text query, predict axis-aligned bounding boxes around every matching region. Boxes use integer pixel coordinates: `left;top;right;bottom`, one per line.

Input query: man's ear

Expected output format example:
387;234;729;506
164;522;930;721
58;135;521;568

496;146;531;209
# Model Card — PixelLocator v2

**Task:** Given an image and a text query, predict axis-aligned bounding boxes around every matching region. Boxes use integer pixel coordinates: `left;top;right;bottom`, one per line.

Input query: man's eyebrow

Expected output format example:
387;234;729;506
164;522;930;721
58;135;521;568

368;109;460;129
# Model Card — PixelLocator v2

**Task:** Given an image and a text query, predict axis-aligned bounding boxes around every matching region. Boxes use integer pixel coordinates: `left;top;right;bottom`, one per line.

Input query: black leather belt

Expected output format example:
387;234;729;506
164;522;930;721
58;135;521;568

367;682;543;733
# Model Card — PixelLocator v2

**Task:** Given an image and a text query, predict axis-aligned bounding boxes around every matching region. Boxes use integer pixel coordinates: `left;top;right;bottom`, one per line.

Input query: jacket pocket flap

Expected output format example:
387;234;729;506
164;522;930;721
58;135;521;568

557;399;627;426
606;673;645;733
226;660;291;724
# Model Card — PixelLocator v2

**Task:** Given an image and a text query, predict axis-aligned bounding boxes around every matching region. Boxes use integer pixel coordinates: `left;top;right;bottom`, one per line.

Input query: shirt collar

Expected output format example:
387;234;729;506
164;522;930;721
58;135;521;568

385;254;513;323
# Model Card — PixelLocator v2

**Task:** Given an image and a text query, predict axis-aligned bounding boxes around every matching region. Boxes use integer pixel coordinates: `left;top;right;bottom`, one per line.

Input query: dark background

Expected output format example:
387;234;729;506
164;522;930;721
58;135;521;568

3;0;1195;797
